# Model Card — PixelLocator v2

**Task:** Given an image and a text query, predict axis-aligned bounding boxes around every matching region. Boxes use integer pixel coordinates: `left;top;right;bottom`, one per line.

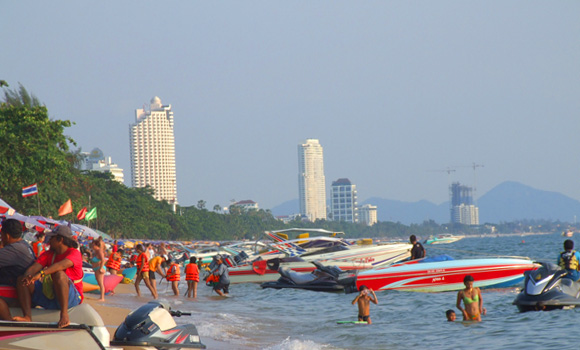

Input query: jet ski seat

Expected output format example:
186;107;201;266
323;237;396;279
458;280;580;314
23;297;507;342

559;278;580;297
8;304;105;326
279;268;317;284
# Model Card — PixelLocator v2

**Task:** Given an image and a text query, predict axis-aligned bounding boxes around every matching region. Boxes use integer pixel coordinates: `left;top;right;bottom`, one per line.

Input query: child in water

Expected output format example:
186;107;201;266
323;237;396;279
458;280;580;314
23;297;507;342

446;309;456;322
352;285;378;324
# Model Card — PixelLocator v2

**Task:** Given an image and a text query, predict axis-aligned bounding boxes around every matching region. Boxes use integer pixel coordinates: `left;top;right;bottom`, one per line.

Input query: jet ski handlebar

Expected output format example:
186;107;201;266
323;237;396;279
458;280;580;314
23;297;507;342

169;310;192;317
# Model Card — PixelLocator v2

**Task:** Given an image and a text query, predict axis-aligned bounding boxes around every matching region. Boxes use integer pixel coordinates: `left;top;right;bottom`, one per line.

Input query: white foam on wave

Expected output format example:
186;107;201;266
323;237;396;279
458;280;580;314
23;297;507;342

191;311;261;344
263;337;334;350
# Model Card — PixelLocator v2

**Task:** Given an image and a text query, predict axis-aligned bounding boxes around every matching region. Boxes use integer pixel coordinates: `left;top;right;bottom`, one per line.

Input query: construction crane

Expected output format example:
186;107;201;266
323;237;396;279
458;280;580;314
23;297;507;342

453;163;484;203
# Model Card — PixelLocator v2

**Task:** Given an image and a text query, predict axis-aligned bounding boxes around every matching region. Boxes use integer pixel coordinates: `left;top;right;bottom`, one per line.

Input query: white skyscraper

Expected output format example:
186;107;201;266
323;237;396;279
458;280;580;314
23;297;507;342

130;96;177;204
298;139;327;221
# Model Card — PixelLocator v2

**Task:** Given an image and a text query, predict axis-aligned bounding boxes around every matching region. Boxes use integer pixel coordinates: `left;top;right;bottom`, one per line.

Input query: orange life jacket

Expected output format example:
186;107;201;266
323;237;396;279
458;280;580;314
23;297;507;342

106;252;121;271
136;252;150;272
166;263;180;281
185;263;199;282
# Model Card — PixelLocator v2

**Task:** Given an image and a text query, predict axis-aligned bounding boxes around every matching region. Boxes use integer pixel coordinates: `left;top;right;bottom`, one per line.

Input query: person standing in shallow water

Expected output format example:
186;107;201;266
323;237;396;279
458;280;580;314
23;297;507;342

456;275;486;321
352;285;378;324
409;235;425;260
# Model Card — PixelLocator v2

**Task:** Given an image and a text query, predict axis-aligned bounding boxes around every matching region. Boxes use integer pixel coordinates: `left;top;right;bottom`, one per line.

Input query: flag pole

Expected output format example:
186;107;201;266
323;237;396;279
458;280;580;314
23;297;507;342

37;192;41;216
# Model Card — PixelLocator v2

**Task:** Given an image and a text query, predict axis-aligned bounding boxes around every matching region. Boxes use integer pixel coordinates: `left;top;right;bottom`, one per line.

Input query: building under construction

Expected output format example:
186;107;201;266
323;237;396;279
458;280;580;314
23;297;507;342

450;182;479;225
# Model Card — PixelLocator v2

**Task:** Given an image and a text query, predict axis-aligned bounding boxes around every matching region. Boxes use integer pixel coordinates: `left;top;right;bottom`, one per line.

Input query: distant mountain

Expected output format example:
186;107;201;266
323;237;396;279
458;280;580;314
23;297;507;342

360;198;448;225
271;199;299;217
477;181;580;223
271;181;580;225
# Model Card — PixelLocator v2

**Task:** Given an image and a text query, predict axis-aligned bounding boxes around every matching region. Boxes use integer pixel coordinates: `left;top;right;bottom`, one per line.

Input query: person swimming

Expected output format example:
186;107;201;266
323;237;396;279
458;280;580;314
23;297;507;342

456;275;486;321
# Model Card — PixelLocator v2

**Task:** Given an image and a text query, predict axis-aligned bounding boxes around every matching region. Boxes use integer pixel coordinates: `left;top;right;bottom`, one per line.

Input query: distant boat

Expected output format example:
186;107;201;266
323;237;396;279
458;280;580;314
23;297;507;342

562;230;574;237
424;234;465;245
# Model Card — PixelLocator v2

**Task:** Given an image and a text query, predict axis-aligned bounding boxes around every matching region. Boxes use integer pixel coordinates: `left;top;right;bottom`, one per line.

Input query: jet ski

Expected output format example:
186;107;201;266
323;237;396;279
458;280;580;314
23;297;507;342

112;301;206;349
513;261;580;312
260;261;357;292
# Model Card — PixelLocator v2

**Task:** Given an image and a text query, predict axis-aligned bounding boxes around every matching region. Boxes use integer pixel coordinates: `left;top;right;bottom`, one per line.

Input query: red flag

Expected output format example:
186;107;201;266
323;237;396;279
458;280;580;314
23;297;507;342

58;199;73;216
77;207;87;220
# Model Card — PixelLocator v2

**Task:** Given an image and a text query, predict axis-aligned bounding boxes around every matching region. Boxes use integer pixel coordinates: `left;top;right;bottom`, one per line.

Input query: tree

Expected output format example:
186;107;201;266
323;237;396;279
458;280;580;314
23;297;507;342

213;204;221;212
197;200;206;210
0;86;77;214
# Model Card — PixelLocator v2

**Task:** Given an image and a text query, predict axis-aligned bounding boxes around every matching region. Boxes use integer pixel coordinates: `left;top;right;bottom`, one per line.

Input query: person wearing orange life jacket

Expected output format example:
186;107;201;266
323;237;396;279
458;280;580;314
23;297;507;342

165;258;181;296
32;232;45;258
134;244;157;299
106;249;123;275
185;257;200;298
148;255;167;298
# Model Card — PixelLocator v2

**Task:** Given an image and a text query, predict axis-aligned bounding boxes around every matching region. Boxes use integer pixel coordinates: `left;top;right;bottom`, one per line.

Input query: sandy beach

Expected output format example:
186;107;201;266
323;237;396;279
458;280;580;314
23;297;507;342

83;283;133;340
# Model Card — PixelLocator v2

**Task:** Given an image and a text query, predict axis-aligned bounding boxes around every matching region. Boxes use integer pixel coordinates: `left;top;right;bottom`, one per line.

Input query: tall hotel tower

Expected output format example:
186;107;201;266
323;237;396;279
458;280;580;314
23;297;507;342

298;139;327;221
130;96;177;205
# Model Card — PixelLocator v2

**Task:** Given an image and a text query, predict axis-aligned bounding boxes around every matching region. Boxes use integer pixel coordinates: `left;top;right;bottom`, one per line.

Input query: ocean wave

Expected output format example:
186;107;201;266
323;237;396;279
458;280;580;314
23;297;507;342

262;337;337;350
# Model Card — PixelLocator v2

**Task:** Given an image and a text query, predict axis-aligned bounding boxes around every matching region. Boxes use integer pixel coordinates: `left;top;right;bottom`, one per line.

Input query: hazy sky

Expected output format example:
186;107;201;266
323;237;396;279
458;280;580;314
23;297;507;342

2;2;579;210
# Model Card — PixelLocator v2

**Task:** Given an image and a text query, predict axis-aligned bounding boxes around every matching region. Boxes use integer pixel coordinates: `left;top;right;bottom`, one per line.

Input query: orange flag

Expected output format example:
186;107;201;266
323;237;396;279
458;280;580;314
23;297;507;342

58;199;73;216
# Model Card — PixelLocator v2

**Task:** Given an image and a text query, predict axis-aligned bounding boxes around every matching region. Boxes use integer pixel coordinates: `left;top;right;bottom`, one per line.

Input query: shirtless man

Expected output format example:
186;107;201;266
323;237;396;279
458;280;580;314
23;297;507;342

352;285;378;324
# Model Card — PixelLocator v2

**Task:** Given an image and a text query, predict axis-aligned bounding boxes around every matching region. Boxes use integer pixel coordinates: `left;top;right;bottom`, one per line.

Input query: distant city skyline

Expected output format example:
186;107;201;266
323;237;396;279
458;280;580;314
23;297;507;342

2;2;579;210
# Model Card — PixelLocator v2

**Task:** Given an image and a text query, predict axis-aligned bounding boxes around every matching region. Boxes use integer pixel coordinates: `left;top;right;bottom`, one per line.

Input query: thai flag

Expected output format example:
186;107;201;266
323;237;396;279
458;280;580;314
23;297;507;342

22;183;39;197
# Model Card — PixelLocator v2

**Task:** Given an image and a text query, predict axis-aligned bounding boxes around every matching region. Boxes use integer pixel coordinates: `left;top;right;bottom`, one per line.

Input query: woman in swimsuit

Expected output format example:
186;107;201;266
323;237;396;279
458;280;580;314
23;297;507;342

91;237;106;301
456;275;486;321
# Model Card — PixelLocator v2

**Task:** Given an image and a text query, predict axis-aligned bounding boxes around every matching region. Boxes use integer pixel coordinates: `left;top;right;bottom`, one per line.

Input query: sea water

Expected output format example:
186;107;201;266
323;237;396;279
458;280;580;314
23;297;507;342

105;233;579;350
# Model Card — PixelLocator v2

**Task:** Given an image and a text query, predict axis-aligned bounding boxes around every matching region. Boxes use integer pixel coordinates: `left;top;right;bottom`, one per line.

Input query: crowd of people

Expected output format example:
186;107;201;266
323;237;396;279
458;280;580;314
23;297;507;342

6;221;579;328
0;219;231;328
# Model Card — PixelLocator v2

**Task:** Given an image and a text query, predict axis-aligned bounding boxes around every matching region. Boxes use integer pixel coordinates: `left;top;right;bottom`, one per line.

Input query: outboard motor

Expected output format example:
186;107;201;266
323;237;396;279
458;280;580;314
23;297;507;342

111;301;206;349
513;262;580;312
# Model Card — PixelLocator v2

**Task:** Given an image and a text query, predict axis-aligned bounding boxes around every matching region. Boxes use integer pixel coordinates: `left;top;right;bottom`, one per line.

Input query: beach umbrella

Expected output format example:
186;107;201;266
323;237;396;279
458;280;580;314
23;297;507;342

0;212;46;231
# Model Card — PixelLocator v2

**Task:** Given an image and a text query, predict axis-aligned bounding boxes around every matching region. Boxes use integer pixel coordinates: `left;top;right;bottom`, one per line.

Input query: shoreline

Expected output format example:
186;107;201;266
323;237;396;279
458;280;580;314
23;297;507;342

84;282;233;349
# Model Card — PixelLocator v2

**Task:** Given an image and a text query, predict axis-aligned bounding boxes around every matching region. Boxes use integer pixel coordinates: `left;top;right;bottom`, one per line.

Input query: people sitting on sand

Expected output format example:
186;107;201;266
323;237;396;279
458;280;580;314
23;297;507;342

456;275;486;322
558;239;580;281
0;219;36;287
12;225;84;328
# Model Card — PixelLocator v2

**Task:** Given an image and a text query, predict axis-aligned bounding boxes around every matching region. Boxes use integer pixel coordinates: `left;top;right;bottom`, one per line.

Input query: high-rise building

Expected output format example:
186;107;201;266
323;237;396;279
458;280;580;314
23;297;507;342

298;139;327;221
129;96;177;205
359;204;378;226
330;178;358;223
450;182;479;225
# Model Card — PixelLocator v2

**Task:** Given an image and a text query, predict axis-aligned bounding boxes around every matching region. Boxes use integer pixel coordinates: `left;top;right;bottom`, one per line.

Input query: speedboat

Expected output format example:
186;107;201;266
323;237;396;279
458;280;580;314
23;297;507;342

343;255;539;293
228;256;372;284
227;237;411;284
424;234;465;245
261;261;357;292
513;262;580;312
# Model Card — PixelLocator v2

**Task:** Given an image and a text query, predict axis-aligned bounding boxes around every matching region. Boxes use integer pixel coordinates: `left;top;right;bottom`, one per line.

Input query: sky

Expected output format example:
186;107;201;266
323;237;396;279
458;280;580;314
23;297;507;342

2;2;579;211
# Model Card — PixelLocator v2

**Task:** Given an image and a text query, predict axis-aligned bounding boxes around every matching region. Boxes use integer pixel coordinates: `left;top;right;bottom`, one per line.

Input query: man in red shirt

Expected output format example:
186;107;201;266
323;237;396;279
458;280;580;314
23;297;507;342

14;225;83;328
